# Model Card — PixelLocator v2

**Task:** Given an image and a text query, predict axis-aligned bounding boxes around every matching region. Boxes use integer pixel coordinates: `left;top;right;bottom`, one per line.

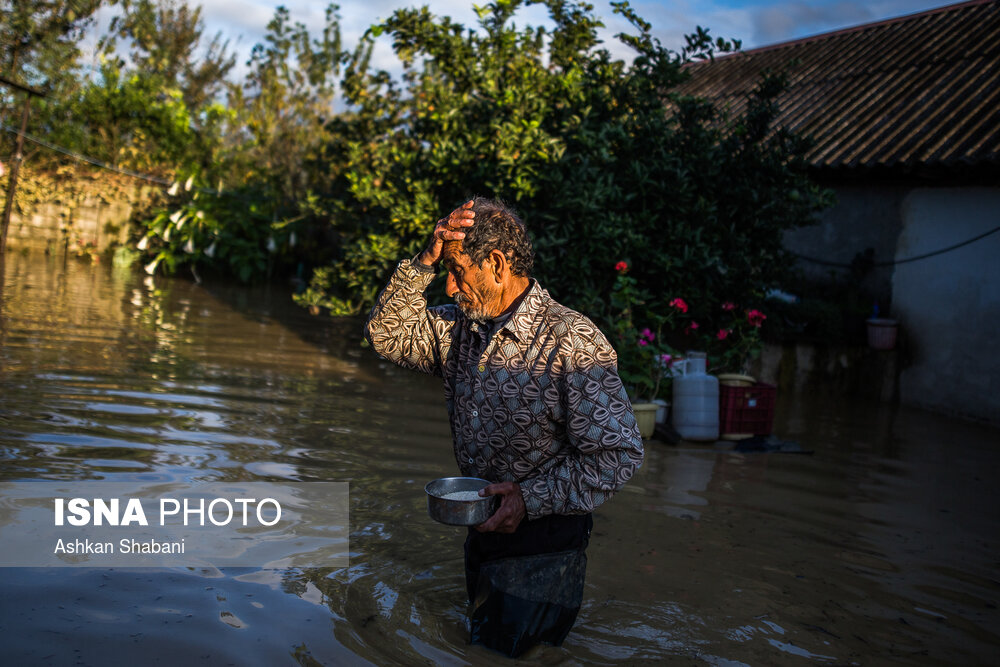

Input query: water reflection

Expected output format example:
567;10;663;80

1;251;998;665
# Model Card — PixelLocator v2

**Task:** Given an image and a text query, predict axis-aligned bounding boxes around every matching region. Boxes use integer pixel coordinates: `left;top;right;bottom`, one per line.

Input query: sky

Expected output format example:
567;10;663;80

87;0;962;80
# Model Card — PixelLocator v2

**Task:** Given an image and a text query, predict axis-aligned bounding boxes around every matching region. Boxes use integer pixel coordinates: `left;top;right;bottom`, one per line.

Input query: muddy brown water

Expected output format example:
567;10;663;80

1;251;997;665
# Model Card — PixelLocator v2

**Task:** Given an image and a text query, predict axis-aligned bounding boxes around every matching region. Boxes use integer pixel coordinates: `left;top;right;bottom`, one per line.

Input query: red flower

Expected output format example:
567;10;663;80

722;301;736;311
747;309;767;327
615;261;628;273
717;328;730;340
670;298;688;313
685;321;700;335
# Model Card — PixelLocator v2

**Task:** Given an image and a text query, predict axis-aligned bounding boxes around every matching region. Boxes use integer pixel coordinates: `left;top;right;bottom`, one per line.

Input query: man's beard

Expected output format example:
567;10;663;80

454;293;492;323
454;281;500;323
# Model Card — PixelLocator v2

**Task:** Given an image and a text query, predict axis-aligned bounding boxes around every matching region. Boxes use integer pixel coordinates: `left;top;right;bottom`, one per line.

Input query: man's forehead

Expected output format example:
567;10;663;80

441;241;468;265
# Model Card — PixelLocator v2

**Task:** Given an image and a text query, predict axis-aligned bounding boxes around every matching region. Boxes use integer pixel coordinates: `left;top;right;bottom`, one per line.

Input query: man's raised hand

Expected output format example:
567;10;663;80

416;200;475;267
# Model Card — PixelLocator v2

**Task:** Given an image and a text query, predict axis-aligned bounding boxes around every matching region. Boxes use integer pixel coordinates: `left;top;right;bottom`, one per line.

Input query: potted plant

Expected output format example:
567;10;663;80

608;261;771;439
609;261;678;439
707;302;767;375
866;304;898;350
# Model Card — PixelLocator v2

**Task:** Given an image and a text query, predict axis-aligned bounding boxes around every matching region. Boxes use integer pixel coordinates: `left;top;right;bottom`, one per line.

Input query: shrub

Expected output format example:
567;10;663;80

297;0;829;341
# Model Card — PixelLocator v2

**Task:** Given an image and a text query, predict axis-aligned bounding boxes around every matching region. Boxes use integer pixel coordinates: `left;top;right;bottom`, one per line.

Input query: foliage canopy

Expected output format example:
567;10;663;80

292;0;829;378
5;0;830;384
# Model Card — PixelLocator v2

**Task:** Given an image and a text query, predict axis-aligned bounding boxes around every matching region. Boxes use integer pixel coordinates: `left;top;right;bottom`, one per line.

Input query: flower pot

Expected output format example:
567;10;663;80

866;318;898;350
717;374;755;388
631;402;658;439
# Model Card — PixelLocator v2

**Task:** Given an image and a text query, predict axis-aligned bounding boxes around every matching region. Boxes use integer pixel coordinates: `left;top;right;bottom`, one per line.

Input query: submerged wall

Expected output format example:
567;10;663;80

778;183;1000;425
783;184;907;306
892;187;1000;422
752;342;899;405
6;197;133;252
1;174;148;253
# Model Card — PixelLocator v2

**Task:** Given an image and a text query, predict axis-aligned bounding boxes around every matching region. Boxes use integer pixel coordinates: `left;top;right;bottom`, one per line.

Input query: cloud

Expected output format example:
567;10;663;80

751;1;874;44
616;0;755;51
198;1;278;60
746;0;954;46
127;0;959;83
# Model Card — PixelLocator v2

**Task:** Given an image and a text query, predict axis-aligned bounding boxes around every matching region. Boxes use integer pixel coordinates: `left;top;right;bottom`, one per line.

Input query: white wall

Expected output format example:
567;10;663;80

893;187;1000;422
784;184;908;304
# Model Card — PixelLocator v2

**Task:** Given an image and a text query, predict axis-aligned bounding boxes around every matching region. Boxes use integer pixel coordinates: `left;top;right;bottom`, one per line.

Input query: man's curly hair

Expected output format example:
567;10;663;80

460;197;534;277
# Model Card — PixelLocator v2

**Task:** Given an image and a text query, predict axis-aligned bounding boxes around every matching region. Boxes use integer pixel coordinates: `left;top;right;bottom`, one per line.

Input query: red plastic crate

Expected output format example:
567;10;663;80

719;383;776;436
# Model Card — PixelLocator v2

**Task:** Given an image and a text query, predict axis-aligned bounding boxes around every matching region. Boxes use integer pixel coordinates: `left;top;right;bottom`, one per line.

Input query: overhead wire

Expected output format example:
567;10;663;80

791;223;1000;268
1;123;221;195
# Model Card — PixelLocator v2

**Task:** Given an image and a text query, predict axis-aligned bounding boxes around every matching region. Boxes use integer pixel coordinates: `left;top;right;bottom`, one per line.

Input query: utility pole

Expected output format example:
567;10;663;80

0;75;45;256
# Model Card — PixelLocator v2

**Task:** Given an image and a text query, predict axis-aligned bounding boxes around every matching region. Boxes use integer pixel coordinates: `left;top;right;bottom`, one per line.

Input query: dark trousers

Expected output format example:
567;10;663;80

464;513;593;601
464;514;593;656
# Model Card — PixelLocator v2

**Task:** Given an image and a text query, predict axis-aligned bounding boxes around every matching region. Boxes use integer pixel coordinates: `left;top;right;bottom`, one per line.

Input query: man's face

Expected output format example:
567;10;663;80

441;243;500;322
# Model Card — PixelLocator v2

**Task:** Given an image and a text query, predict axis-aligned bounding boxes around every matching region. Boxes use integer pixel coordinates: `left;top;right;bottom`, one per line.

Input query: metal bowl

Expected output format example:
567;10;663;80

425;477;498;526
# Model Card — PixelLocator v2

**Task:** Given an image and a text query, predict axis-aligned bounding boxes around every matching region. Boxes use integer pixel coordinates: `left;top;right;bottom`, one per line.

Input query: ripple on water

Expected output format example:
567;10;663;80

2;252;999;665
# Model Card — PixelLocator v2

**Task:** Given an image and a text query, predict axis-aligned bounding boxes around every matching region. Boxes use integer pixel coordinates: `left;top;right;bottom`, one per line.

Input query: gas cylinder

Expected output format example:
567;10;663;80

671;351;719;441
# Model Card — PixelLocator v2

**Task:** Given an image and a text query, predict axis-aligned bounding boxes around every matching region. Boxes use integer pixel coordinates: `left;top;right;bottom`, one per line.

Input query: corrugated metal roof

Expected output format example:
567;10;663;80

674;0;1000;170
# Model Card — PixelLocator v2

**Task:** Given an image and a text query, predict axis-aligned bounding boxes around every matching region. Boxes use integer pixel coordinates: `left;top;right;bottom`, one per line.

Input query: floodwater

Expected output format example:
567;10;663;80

1;251;998;666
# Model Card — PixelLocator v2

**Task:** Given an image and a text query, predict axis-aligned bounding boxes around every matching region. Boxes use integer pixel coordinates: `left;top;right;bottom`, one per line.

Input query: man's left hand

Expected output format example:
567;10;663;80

475;481;526;534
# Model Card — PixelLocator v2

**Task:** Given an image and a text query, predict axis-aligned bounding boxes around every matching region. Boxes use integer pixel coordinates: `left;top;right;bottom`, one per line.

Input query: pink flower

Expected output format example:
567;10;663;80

640;328;655;342
717;328;730;340
685;321;700;335
615;261;628;273
722;301;736;311
637;339;648;347
670;298;688;313
660;354;673;366
747;309;767;327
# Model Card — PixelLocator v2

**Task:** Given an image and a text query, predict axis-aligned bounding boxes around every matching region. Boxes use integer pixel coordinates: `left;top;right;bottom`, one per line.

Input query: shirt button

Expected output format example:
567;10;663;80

468;457;474;464
478;364;485;372
472;410;478;417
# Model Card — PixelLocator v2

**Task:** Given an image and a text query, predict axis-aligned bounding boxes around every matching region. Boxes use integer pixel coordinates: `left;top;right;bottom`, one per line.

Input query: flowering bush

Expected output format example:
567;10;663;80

609;261;768;394
708;306;767;374
136;180;302;283
610;261;679;402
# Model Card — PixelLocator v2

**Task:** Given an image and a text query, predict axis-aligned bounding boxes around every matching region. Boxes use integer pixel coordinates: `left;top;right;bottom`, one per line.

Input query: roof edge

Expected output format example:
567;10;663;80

696;0;994;63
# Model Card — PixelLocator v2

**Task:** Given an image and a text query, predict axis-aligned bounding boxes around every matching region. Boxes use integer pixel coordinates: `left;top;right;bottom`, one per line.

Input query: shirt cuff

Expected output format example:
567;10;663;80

394;258;438;290
519;477;551;520
410;254;436;274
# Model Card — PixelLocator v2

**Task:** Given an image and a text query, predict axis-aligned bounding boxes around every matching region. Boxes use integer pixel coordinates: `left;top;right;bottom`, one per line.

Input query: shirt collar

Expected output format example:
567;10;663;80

495;279;546;342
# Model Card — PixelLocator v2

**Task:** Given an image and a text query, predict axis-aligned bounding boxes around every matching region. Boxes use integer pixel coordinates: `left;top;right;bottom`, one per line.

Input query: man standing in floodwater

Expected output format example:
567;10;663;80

364;197;644;657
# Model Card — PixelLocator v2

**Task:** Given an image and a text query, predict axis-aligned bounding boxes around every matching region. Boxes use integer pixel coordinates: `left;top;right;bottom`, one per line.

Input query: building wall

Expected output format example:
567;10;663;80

2;176;150;253
783;184;908;306
6;197;134;252
893;187;1000;423
780;183;999;424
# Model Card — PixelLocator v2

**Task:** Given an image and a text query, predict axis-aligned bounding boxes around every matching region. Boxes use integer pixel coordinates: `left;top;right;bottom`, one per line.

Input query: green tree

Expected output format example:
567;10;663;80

0;0;109;167
4;0;241;266
0;0;106;94
297;0;599;313
50;61;197;172
134;3;349;283
225;4;345;205
85;0;235;173
296;0;827;381
99;0;235;113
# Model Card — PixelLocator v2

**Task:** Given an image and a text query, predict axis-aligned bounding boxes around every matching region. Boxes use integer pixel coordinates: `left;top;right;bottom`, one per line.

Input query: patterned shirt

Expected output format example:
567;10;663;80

364;258;644;520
